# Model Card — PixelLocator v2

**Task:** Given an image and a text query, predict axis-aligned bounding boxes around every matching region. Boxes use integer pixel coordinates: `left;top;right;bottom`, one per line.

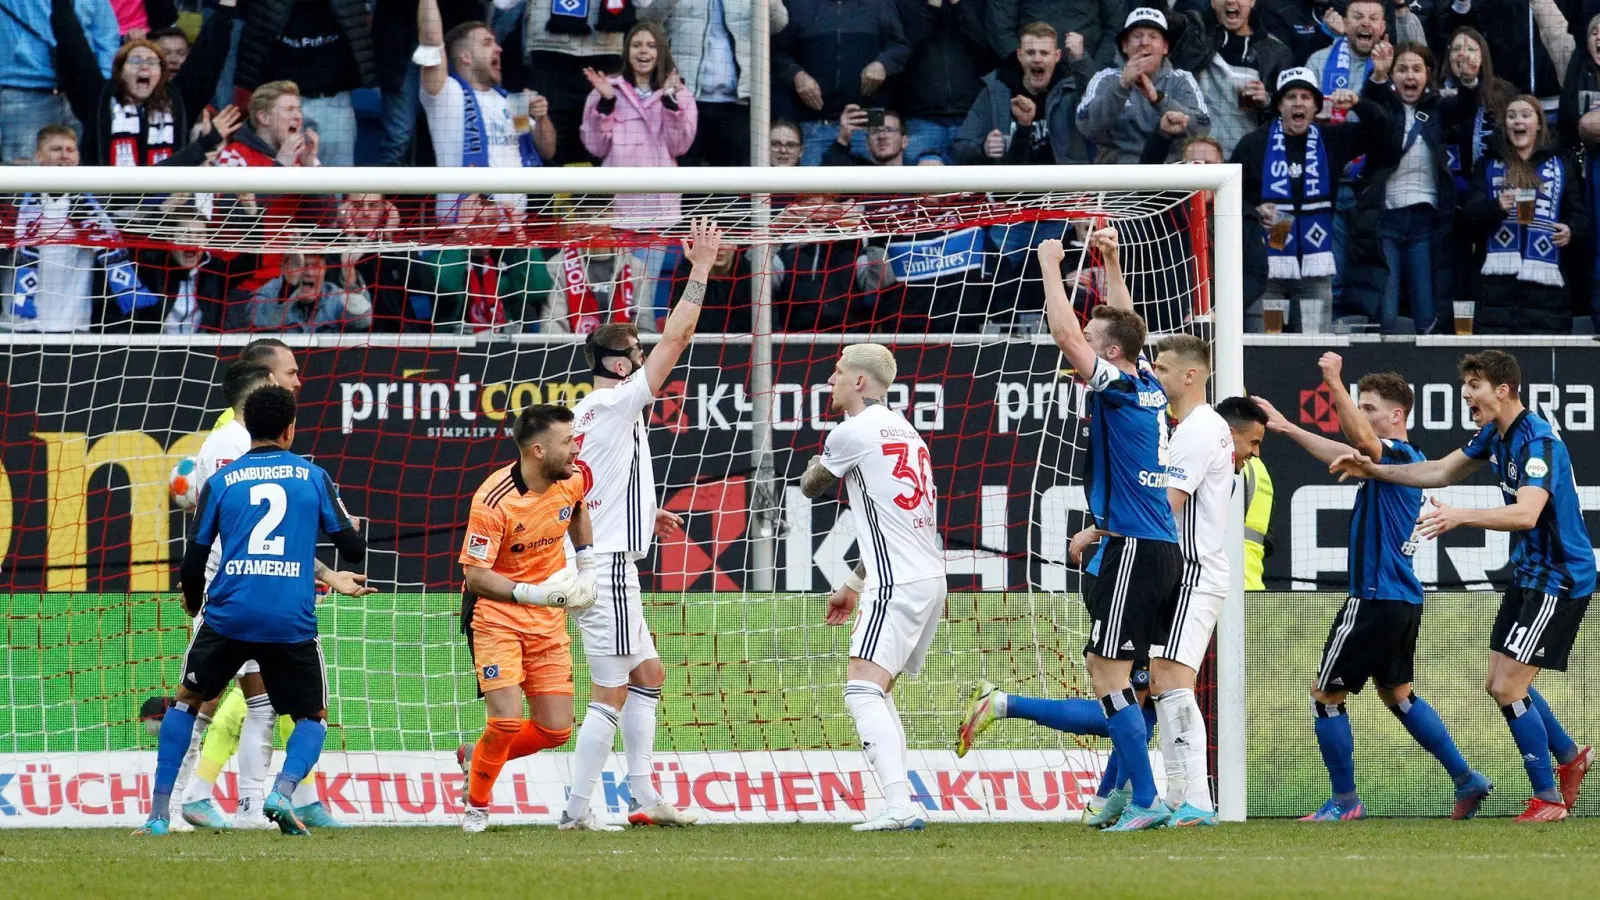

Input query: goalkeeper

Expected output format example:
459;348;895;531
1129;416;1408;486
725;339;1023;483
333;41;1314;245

456;404;597;833
170;342;373;830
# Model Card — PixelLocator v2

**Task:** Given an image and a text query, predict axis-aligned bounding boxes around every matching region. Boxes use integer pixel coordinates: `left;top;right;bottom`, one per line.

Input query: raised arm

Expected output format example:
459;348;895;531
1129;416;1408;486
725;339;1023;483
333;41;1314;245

1091;226;1132;312
1330;447;1484;487
642;218;722;394
1318;353;1382;461
1254;396;1355;466
417;0;447;98
1038;239;1098;379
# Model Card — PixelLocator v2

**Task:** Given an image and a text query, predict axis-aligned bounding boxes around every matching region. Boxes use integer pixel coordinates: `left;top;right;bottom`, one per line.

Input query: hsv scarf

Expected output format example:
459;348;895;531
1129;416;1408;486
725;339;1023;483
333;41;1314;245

561;247;635;333
1483;156;1565;287
1319;39;1370;124
452;73;542;170
548;0;634;35
10;193;157;321
1261;118;1335;280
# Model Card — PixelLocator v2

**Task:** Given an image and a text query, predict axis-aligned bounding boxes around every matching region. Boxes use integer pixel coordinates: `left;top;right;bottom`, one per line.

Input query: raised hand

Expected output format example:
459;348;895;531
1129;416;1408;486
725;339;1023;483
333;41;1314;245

1159;109;1190;136
1318;351;1344;386
1090;226;1119;266
583;66;616;101
681;217;724;271
1036;237;1066;269
1011;95;1037;127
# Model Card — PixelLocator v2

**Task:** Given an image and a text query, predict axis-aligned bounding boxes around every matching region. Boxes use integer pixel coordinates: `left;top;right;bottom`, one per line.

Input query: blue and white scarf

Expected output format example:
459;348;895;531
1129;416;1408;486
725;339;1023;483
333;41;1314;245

1262;118;1335;280
1319;39;1371;121
452;73;542;170
9;193;156;321
1483;156;1565;287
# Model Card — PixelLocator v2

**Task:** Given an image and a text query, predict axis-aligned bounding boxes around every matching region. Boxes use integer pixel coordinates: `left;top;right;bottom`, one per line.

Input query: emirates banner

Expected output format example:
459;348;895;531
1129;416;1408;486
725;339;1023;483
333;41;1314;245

2;340;1594;593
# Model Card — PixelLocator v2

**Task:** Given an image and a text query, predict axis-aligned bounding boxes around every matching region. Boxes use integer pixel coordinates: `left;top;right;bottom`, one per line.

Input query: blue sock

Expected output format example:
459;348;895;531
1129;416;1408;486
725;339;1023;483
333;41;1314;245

150;702;198;821
1312;700;1357;802
1503;698;1559;800
1388;693;1470;783
1006;695;1109;736
272;718;328;799
1103;690;1157;808
1528;687;1580;765
1097;750;1121;798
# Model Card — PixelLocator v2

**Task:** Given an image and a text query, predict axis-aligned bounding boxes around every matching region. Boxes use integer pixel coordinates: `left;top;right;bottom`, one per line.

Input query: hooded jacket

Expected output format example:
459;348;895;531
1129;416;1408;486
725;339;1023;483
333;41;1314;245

952;53;1097;164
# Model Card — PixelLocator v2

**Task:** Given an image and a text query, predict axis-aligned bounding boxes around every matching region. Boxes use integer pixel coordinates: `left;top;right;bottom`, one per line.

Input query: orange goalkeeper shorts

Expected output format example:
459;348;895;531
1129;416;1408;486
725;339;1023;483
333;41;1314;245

470;619;574;696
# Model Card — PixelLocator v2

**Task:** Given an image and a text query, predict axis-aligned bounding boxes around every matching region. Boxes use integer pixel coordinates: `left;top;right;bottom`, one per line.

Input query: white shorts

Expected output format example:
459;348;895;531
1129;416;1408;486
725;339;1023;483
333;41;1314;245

575;553;658;666
588;649;661;688
849;578;947;678
192;610;259;678
1151;586;1224;672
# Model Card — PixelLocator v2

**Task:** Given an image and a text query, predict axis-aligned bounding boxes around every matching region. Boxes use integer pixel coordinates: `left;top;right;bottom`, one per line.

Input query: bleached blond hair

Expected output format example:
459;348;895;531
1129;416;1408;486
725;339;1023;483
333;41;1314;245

840;343;897;392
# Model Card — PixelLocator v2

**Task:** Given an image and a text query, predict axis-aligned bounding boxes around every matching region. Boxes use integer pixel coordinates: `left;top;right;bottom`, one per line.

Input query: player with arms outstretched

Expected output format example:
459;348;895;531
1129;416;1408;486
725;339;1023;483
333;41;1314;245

957;236;1182;832
1330;350;1594;822
457;404;598;833
1256;356;1492;821
140;386;366;836
560;219;721;831
799;344;947;832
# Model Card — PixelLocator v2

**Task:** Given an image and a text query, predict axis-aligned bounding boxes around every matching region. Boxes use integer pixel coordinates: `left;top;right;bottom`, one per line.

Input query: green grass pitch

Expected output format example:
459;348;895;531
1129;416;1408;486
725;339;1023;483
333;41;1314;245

6;821;1600;899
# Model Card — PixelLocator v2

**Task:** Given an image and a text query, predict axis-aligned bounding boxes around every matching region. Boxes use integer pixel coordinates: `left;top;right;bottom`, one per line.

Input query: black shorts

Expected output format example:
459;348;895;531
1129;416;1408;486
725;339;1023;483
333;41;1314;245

1490;586;1590;671
1083;536;1182;661
1315;597;1421;694
182;622;328;719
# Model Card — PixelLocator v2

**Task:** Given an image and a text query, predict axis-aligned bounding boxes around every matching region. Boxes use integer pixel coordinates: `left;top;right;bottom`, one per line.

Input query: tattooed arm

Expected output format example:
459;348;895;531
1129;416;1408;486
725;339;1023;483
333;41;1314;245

645;218;722;394
800;455;840;499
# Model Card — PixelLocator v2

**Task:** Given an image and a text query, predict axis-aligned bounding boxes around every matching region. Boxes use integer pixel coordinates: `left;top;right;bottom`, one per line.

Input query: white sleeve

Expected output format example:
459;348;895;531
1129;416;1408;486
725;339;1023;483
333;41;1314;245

1085;357;1126;392
1163;421;1210;497
418;76;464;128
820;419;868;478
615;373;655;417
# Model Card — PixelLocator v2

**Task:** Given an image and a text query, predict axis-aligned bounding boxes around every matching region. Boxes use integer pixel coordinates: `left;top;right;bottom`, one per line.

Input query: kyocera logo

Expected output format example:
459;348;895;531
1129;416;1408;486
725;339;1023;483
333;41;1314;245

338;372;594;434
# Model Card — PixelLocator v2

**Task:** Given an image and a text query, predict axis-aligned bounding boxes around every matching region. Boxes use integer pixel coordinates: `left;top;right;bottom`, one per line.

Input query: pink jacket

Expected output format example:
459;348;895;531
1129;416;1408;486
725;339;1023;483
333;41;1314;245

581;76;698;230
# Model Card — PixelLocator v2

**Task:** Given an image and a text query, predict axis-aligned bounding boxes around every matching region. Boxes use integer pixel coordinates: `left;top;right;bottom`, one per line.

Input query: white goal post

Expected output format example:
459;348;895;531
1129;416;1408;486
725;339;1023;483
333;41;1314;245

0;163;1248;824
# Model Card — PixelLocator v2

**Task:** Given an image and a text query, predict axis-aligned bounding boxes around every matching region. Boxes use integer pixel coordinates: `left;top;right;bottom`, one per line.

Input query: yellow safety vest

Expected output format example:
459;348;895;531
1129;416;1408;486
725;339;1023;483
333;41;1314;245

1242;456;1273;591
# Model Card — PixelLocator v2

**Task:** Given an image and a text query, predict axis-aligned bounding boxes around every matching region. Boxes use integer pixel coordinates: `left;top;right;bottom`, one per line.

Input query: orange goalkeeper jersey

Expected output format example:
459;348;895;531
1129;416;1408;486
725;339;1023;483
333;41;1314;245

459;462;583;634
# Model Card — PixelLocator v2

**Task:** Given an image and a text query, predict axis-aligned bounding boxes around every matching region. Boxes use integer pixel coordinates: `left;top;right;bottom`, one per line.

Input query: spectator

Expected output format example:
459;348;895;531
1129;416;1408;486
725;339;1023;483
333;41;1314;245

823;105;908;165
149;25;190;79
773;0;910;165
769;118;804;165
1231;67;1389;332
1445;26;1513;183
7;126;97;331
1563;14;1600;331
407;195;554;332
666;242;754;332
1077;8;1210;164
516;0;626;166
895;0;995;163
1179;132;1224;163
984;0;1121;66
247;252;373;332
952;20;1095;165
1446;0;1573;117
1257;0;1334;68
233;0;376;167
1183;0;1292;158
1462;95;1588;334
218;80;318;168
334;193;416;331
877;158;996;332
417;0;556;224
115;213;220;333
1304;0;1397;114
639;0;788;166
373;0;482;165
51;0;241;166
537;245;646;333
0;0;118;165
1347;41;1473;333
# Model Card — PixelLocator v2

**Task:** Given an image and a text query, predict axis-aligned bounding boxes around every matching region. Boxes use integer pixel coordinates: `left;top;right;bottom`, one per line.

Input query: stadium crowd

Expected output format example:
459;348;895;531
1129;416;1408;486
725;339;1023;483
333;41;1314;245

0;0;1597;335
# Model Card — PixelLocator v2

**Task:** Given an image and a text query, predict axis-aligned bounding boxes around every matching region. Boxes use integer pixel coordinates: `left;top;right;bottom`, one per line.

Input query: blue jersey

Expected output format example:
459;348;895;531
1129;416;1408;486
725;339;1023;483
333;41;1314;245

1083;357;1179;548
1350;438;1425;603
192;447;353;642
1463;411;1596;598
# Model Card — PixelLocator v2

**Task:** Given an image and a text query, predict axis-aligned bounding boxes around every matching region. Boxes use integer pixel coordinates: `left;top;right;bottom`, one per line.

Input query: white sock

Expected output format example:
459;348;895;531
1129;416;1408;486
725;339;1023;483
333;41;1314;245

564;702;620;821
1160;688;1213;812
174;713;212;805
1154;692;1185;808
291;775;319;808
883;691;909;770
623;686;662;807
844;680;911;810
237;695;275;812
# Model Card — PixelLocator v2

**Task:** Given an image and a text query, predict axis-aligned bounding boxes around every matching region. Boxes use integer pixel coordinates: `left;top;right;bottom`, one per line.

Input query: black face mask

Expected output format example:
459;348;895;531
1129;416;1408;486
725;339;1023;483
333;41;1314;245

587;334;644;379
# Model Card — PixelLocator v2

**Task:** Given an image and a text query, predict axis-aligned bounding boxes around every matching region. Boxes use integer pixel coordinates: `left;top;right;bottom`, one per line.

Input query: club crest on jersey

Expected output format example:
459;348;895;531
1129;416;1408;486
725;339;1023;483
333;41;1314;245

482;664;500;679
559;507;572;522
466;533;491;560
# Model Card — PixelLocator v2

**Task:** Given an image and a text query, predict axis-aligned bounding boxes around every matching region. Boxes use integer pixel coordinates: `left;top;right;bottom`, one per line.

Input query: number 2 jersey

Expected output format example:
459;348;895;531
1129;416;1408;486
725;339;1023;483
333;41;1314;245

819;403;944;591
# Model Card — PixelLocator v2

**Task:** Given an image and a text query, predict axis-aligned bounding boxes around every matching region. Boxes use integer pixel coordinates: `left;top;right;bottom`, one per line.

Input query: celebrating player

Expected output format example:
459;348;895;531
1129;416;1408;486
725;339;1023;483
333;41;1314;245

172;353;372;831
799;344;947;832
140;385;366;836
456;404;597;834
957;236;1182;832
1330;350;1594;822
1257;356;1492;821
560;219;721;831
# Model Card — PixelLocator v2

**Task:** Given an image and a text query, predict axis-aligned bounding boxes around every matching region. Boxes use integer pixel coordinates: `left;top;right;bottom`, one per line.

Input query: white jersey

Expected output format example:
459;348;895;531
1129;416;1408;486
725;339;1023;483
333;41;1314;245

573;372;657;558
820;403;944;590
1164;404;1235;596
196;419;252;587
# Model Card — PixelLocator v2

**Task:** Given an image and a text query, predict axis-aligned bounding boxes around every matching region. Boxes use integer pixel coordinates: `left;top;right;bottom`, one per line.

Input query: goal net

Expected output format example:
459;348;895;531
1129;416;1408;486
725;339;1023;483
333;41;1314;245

0;164;1245;826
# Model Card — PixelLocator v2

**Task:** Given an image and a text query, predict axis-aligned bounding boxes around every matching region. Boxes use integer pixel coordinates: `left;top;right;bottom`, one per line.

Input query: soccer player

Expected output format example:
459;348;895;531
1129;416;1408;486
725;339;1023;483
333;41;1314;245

139;385;366;836
1330;350;1593;822
798;344;947;832
957;236;1182;832
1257;356;1493;820
457;404;598;833
560;219;720;831
173;351;370;831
